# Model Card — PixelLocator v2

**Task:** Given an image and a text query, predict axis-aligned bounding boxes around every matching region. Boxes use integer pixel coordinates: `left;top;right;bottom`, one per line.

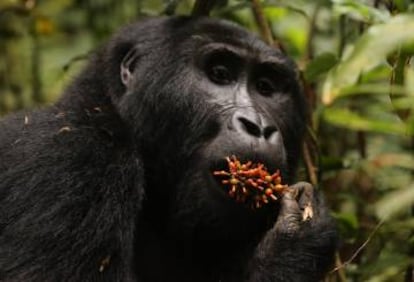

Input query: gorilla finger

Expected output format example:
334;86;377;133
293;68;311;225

275;188;302;234
289;181;315;221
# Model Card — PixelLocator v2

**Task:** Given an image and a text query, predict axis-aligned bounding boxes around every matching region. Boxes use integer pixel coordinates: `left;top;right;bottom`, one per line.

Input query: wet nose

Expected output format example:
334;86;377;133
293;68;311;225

232;111;278;144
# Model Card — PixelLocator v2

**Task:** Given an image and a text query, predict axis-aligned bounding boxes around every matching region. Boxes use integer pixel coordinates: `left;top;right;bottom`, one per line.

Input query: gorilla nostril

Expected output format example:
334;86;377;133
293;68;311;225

238;117;261;138
263;126;278;140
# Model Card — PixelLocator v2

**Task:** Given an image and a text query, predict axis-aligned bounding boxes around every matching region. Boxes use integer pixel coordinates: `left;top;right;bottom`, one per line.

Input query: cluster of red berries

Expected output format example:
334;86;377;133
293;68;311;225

213;156;288;209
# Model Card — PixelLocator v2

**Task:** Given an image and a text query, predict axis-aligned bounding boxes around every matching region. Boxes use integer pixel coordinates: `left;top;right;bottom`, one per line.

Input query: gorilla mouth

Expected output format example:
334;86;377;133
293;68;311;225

210;153;284;176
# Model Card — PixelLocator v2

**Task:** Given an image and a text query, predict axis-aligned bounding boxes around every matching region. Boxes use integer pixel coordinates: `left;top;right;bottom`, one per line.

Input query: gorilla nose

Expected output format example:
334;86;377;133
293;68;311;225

232;112;279;144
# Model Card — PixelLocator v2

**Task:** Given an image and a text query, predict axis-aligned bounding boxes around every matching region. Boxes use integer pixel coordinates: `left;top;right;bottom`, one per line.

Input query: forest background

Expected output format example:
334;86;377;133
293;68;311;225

0;0;413;281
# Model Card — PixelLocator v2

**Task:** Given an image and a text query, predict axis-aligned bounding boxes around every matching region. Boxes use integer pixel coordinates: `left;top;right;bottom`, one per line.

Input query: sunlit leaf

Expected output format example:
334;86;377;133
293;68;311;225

405;66;414;99
370;153;414;170
389;96;414;110
322;15;414;105
263;6;287;20
360;64;391;82
332;0;391;23
323;108;410;135
339;84;406;98
36;0;73;14
376;183;414;220
263;3;309;20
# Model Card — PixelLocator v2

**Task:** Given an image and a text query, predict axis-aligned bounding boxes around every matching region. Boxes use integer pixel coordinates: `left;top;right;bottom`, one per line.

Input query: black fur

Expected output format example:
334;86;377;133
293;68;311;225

0;16;337;282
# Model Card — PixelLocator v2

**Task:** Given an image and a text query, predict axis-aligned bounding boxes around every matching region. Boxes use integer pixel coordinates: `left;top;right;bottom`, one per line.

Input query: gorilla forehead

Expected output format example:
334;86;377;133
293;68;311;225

117;16;290;66
180;19;287;61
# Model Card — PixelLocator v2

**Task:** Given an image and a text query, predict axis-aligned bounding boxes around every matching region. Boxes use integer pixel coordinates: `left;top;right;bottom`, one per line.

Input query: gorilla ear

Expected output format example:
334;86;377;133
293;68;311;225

120;47;140;86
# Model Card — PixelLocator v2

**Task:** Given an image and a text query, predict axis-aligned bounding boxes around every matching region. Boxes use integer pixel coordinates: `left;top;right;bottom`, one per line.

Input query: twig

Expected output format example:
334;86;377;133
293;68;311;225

305;3;321;61
30;22;43;104
331;219;385;273
357;131;367;159
302;138;318;186
334;252;348;282
250;0;273;46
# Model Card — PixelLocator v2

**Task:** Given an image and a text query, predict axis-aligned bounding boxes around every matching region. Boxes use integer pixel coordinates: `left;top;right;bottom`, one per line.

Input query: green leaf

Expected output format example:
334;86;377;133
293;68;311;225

0;0;19;9
376;183;414;220
323;108;409;135
394;0;410;12
322;15;414;105
389;96;414;110
365;252;409;281
338;83;406;98
304;52;338;82
405;66;414;100
332;0;391;23
332;212;359;230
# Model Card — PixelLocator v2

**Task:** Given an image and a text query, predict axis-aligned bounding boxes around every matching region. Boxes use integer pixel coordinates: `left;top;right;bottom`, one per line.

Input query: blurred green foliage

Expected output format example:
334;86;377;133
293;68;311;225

1;0;413;281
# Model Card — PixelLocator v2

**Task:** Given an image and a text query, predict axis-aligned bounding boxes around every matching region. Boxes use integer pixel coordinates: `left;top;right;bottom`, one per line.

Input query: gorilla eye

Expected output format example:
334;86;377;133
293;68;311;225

208;64;233;85
201;49;241;86
256;78;276;96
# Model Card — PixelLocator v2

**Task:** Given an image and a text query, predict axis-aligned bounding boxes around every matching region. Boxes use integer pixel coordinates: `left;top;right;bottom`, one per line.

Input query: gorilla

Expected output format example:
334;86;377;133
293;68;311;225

0;16;337;282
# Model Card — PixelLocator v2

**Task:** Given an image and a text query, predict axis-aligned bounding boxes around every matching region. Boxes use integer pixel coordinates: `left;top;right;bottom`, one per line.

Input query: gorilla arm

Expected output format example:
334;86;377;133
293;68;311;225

0;109;143;282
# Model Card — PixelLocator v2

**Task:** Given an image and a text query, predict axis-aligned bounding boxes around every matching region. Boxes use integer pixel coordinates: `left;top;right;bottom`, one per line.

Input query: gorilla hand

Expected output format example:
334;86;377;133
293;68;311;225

246;182;337;282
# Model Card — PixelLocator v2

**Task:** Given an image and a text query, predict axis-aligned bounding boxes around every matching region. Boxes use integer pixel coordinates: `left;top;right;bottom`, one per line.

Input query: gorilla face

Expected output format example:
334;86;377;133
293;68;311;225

116;17;306;245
